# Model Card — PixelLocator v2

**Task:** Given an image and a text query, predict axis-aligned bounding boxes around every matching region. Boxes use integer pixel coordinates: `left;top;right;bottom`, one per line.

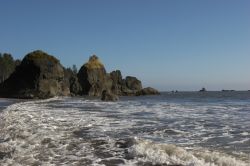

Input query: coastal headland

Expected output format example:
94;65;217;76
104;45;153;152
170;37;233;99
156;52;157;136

0;50;159;100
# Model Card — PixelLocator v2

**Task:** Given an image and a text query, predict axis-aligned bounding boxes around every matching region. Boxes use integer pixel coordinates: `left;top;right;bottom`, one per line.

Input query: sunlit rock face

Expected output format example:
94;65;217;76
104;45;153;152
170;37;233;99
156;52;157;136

77;55;112;97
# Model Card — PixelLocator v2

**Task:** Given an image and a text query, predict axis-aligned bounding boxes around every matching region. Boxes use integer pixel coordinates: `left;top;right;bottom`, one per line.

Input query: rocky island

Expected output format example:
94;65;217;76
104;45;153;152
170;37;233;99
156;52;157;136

0;50;159;100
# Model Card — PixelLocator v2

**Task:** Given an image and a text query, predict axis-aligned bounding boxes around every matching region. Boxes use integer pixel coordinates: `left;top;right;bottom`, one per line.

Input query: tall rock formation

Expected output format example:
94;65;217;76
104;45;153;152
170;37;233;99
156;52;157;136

77;55;112;96
0;51;159;99
0;50;70;99
110;70;123;95
64;68;82;95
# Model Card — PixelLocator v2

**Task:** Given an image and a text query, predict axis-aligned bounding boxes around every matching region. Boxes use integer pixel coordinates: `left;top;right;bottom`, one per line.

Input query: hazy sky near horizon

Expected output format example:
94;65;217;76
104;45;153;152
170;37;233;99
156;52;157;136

0;0;250;91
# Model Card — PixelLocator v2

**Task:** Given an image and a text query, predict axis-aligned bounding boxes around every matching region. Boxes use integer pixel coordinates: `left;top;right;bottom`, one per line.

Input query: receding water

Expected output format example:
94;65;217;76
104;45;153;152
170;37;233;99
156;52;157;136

0;92;250;166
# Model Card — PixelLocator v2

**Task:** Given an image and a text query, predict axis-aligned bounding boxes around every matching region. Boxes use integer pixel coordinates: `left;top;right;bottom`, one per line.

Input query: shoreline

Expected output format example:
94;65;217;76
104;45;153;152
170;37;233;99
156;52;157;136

0;95;249;165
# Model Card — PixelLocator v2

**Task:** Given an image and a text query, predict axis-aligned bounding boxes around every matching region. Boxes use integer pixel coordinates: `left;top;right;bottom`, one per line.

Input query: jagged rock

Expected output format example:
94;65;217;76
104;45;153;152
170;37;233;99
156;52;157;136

64;68;81;95
77;55;111;96
69;76;82;95
0;51;160;99
136;87;160;96
0;50;70;99
110;70;122;84
199;87;207;92
101;90;119;101
125;76;142;91
110;71;153;96
113;76;142;96
110;70;123;95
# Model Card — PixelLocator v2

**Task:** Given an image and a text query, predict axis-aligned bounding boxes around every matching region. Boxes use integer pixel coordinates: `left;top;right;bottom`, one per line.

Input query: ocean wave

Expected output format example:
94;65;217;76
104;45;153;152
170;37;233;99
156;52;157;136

0;98;249;166
129;138;249;166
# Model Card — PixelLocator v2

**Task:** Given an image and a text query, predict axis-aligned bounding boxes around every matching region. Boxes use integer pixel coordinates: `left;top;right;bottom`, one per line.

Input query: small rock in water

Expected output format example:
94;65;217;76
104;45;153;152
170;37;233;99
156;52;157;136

199;87;207;92
101;90;119;101
41;138;52;144
136;87;160;96
115;138;135;148
0;151;12;159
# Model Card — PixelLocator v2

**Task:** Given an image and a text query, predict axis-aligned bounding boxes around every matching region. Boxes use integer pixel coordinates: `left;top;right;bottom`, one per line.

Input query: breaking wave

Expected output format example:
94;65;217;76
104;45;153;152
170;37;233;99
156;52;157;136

0;97;249;165
130;138;249;166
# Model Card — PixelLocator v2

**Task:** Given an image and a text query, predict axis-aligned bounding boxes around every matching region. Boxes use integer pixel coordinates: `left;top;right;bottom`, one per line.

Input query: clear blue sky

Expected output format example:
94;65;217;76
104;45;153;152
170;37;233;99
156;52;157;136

1;0;250;91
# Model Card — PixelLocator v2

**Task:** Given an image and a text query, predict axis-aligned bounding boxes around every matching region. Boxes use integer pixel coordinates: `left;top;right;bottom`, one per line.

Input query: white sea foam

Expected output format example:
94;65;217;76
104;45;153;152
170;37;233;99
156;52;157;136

130;138;249;166
0;97;249;166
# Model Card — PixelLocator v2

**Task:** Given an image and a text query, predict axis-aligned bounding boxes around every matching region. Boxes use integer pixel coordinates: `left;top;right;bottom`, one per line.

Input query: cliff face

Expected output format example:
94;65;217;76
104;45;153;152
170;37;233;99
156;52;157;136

0;51;159;99
0;50;70;99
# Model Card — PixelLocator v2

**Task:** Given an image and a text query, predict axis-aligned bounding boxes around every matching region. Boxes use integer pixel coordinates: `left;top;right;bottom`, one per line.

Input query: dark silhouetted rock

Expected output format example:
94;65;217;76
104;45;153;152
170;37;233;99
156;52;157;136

0;50;70;99
199;87;207;92
110;70;123;95
113;76;142;96
136;87;160;96
64;68;81;95
110;70;122;84
77;55;112;96
109;70;160;96
125;76;142;91
0;51;159;99
101;90;119;101
69;75;82;95
221;89;235;92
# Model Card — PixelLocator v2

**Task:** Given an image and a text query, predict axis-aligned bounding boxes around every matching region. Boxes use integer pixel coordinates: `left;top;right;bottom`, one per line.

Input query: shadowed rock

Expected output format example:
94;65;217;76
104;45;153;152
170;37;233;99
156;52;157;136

0;50;70;99
0;51;159;99
77;55;112;96
199;87;207;92
110;70;123;95
110;71;145;96
101;90;119;101
125;76;142;91
136;87;160;96
64;68;82;95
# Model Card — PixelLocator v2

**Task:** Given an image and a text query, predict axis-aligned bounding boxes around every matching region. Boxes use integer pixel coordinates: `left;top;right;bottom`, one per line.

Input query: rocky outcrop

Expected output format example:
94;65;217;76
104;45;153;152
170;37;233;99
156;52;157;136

77;55;112;97
0;50;70;99
0;51;159;99
136;87;160;96
118;76;142;96
109;71;145;96
199;87;207;92
101;90;119;101
125;76;142;91
64;68;82;96
110;70;123;95
76;55;153;97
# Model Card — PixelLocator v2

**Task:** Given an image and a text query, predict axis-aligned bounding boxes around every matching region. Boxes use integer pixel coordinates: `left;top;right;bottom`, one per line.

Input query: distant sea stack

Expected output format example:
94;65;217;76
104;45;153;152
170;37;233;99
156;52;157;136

199;87;207;92
0;51;159;99
0;50;70;99
221;89;235;92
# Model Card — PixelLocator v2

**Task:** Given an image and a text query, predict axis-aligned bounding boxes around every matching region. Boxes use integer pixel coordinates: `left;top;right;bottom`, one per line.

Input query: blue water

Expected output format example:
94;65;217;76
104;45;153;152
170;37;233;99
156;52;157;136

0;91;250;165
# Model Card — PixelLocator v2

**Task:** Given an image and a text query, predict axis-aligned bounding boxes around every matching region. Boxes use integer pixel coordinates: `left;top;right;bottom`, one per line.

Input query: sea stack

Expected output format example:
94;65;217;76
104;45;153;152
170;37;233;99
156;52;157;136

0;50;70;99
77;55;113;97
199;87;207;92
0;51;160;99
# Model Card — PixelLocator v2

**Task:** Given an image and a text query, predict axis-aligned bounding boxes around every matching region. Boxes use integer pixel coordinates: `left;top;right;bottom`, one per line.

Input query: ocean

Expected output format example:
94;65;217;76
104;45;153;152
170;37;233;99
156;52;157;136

0;92;250;166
